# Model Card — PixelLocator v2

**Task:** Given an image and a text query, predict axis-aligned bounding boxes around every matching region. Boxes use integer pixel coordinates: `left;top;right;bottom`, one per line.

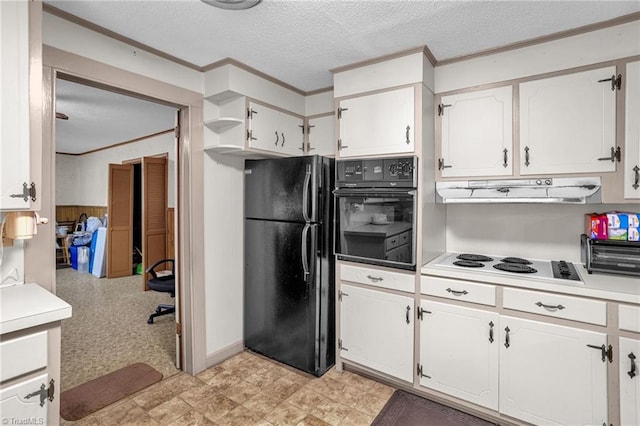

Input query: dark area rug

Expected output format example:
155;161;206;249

372;390;496;426
60;362;162;421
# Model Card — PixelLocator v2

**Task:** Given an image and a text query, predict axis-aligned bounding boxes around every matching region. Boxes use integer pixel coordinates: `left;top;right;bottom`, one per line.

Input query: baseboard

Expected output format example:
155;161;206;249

204;340;244;368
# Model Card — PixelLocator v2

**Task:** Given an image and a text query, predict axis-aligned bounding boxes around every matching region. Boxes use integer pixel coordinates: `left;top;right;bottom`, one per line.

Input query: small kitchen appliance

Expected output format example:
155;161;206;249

581;234;640;276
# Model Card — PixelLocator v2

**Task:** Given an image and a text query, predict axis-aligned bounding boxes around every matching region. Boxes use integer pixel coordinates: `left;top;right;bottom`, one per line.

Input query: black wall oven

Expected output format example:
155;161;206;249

333;157;418;270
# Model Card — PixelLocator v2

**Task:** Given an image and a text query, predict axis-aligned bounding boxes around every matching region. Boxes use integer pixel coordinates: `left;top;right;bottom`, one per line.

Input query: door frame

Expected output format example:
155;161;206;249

28;46;206;375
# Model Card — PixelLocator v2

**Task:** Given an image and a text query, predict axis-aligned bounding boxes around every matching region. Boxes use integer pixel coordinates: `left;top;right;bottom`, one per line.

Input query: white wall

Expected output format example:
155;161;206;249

202;153;245;355
445;203;640;263
55;131;177;207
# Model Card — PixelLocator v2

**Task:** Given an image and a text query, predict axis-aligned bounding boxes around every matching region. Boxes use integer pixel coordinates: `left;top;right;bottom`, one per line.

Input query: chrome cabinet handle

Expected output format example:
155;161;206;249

504;326;510;348
503;148;508;168
629;352;637;378
489;321;494;343
405;125;411;144
366;275;383;282
524;146;530;167
633;165;639;190
535;301;565;311
274;131;279;146
597;146;617;162
438;158;452;170
446;288;468;296
598;74;622;91
405;306;411;324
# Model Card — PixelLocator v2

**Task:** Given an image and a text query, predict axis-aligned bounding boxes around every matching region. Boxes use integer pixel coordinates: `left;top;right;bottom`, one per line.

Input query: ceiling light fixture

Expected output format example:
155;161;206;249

200;0;261;10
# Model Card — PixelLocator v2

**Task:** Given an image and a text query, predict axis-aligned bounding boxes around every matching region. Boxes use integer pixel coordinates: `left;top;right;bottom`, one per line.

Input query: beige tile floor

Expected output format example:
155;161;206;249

62;351;395;426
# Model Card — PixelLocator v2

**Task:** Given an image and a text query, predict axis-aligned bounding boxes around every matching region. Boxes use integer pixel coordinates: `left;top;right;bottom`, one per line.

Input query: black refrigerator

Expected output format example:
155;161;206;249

244;155;335;377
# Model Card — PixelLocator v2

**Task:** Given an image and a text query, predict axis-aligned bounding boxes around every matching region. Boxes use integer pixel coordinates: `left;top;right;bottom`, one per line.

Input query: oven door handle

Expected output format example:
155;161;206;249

332;188;417;197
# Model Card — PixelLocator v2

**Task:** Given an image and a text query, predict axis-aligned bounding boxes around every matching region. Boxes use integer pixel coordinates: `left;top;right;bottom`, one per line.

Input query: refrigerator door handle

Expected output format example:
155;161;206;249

301;223;310;283
302;164;312;222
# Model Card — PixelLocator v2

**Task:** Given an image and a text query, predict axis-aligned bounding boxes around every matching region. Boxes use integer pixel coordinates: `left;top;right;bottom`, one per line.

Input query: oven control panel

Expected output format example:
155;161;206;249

336;156;417;187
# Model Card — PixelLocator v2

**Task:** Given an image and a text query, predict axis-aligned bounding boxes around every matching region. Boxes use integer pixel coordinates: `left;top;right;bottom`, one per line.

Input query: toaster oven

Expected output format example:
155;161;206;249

581;234;640;276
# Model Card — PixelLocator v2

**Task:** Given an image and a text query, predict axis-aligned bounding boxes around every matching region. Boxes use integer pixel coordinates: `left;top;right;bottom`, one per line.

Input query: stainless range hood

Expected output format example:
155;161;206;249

436;177;602;204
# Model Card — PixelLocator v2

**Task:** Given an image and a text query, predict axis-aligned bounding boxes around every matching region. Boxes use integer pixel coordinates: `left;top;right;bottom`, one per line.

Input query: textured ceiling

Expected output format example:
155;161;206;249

48;0;639;153
55;79;177;154
46;0;640;92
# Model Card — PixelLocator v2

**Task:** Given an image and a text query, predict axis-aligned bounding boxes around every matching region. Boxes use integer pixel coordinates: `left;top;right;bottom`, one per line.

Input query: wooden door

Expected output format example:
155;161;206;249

107;163;133;278
142;156;168;289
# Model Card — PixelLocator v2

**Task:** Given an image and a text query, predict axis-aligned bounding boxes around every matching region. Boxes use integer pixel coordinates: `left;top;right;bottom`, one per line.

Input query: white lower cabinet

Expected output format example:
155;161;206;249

0;373;49;425
499;316;608;426
339;284;414;382
619;337;640;426
418;300;499;410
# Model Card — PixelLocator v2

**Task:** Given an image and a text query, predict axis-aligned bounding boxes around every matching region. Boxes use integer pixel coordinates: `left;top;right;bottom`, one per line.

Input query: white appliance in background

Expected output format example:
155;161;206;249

432;252;583;284
91;227;106;278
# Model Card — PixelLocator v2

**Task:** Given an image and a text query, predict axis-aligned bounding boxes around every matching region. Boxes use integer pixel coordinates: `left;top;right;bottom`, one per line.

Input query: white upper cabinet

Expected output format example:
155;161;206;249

0;1;40;210
248;101;304;156
624;61;640;199
519;66;618;175
438;86;513;178
306;115;334;157
337;86;414;158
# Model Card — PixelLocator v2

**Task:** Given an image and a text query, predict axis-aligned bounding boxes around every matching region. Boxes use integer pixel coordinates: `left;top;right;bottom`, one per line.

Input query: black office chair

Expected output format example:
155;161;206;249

146;259;175;324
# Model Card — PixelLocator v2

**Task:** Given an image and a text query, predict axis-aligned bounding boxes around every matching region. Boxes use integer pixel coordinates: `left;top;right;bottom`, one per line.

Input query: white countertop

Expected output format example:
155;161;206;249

422;253;640;305
0;283;72;335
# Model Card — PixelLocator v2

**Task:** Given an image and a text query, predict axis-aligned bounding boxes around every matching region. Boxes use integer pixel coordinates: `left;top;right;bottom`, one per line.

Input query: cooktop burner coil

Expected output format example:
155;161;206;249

501;257;532;265
453;260;485;268
456;254;494;262
493;263;537;273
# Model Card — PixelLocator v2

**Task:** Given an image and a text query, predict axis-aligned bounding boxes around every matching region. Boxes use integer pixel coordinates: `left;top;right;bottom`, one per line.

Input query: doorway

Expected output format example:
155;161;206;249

28;45;208;379
53;75;180;389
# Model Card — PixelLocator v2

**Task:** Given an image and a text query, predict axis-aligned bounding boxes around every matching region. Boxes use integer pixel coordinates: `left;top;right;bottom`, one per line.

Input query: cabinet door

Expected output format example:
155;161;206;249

520;66;617;175
339;284;414;382
338;86;414;158
499;316;608;426
0;373;49;425
307;115;335;157
624;61;640;199
419;300;499;410
277;111;305;156
620;337;640;426
439;86;513;178
0;0;34;209
247;102;280;151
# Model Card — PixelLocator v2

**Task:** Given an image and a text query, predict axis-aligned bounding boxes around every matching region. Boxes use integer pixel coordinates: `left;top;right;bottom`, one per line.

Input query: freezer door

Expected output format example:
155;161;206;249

245;156;320;222
244;219;322;374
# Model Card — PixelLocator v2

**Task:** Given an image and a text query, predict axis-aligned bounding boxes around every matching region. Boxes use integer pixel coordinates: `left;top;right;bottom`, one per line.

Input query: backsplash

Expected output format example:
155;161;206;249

445;203;640;262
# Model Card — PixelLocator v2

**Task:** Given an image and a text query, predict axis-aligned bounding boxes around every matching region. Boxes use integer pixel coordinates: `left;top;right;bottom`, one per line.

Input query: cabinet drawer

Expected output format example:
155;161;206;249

619;304;640;333
421;276;496;306
0;331;47;382
340;264;414;293
503;288;606;326
385;244;410;263
385;231;410;251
